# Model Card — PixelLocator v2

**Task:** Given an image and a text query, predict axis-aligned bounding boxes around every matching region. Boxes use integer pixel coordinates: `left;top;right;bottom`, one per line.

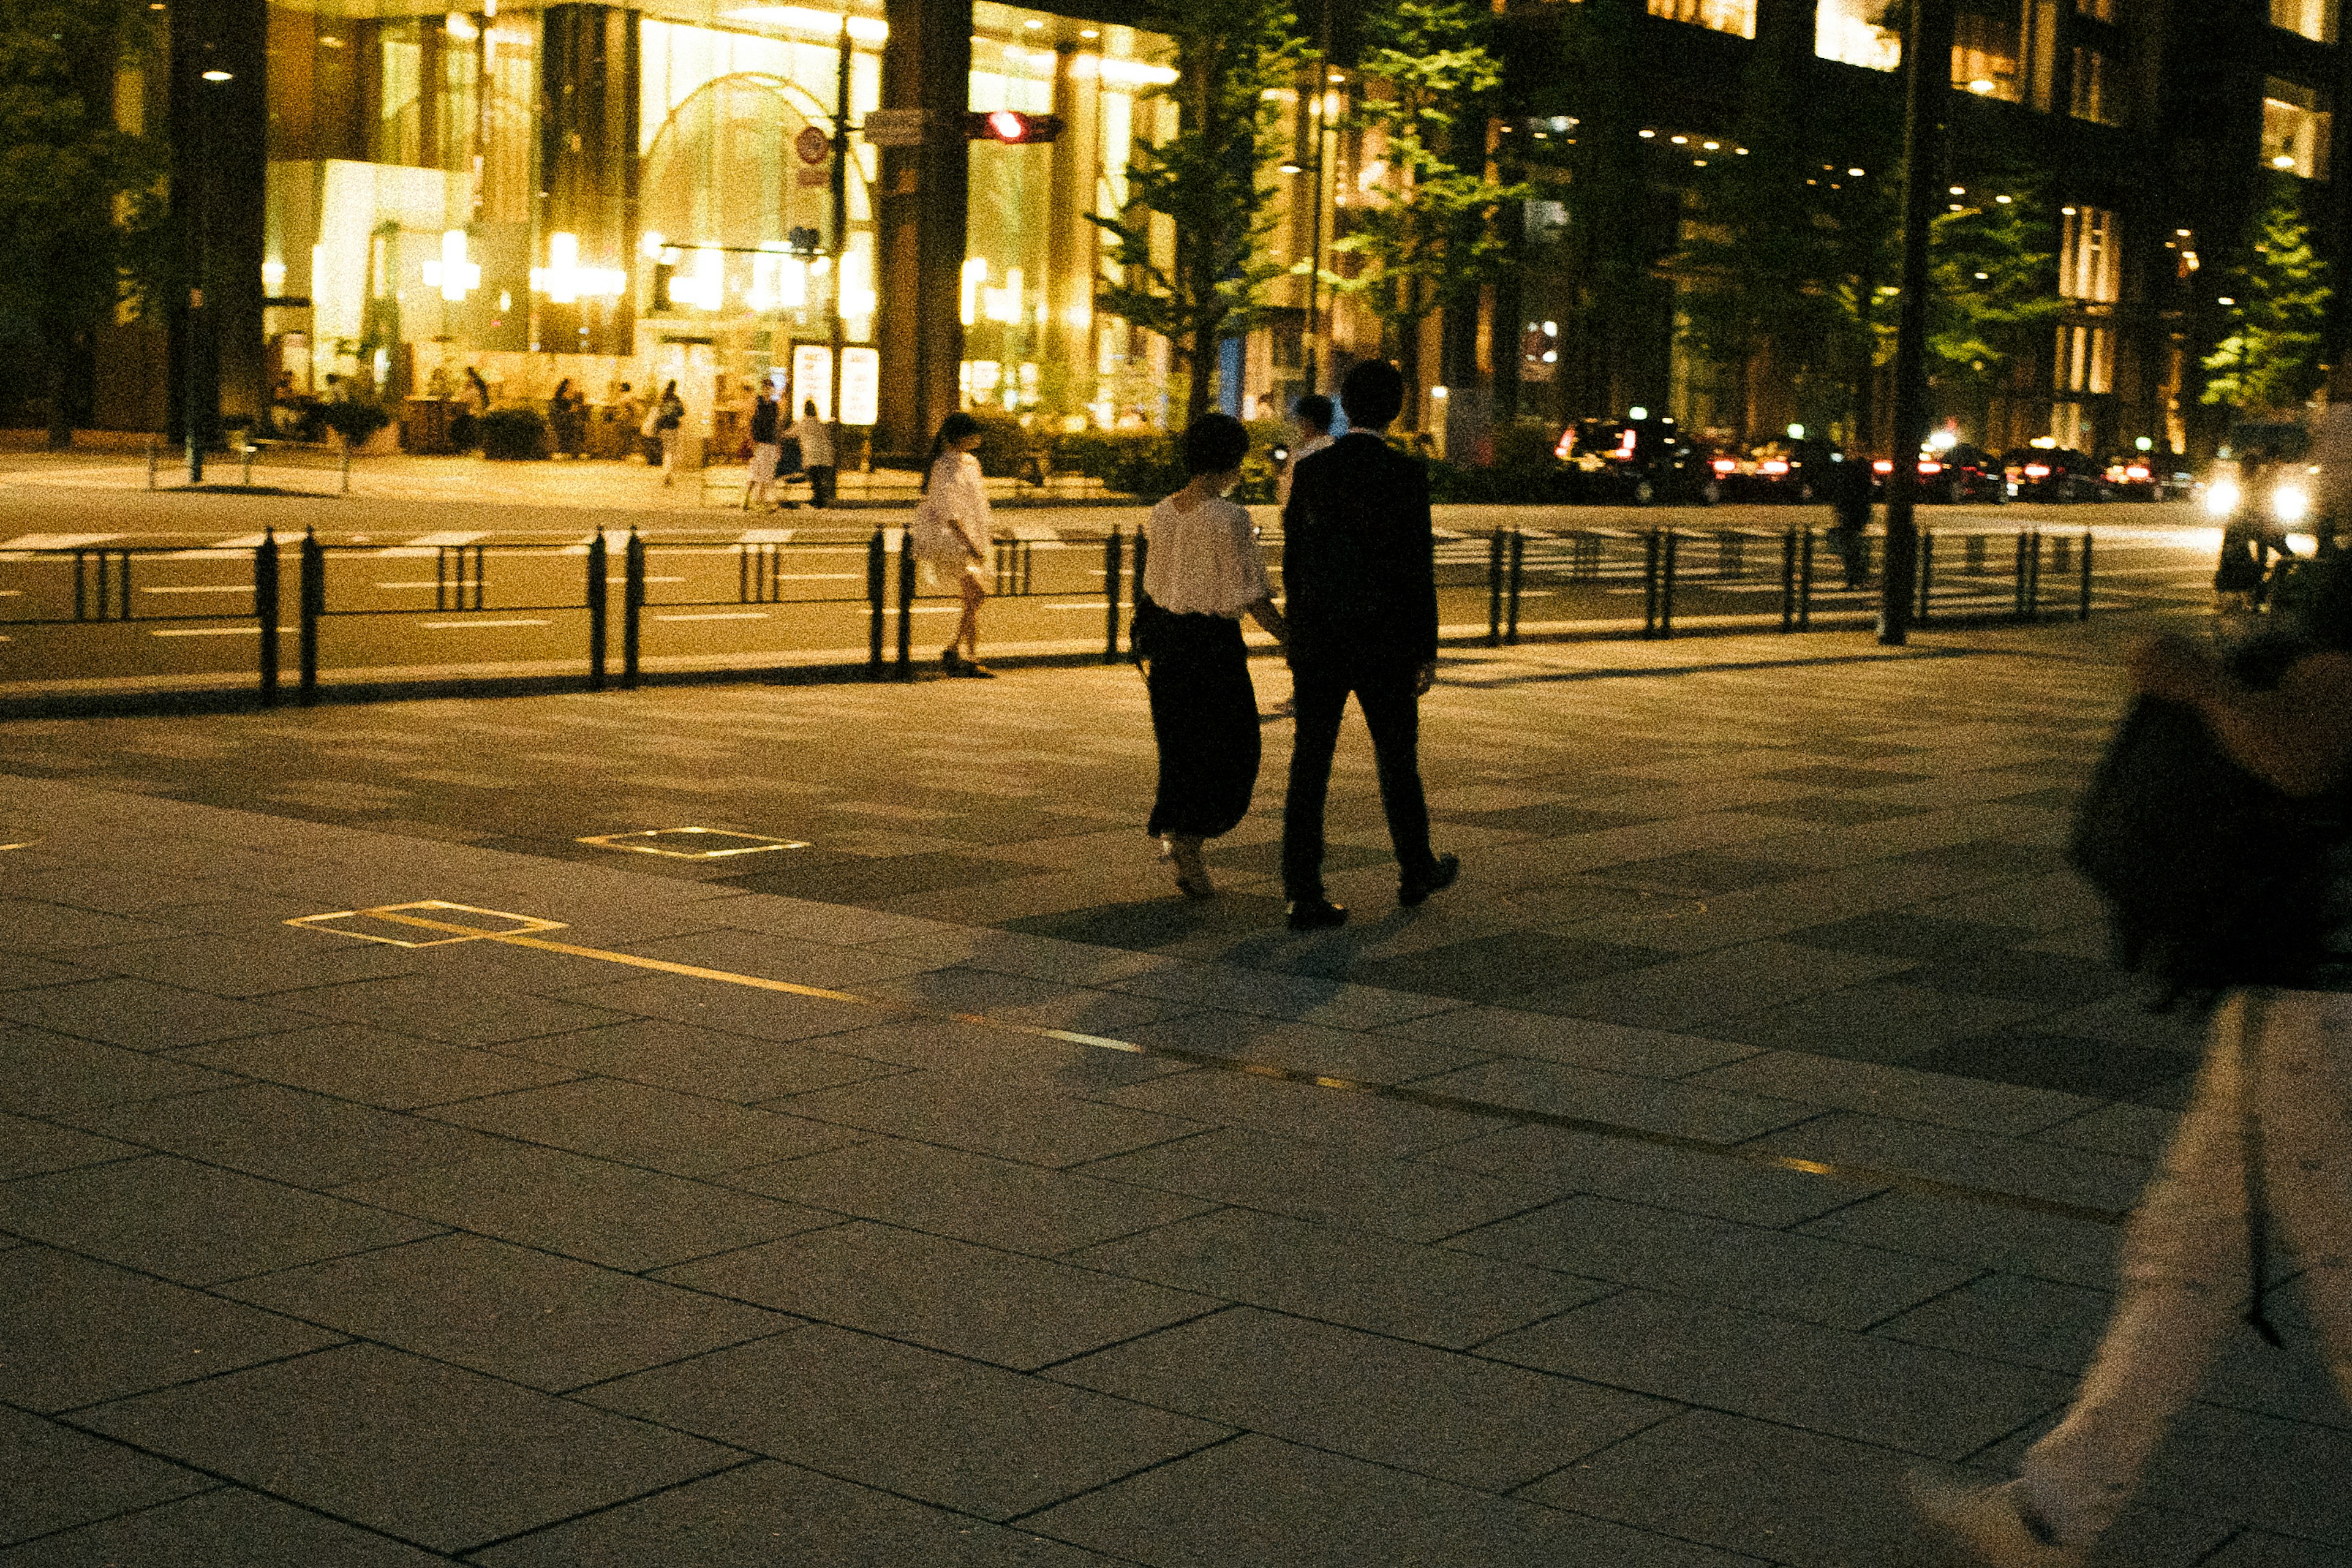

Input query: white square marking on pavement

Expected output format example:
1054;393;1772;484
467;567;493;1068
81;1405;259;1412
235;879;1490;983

287;900;568;948
576;826;812;859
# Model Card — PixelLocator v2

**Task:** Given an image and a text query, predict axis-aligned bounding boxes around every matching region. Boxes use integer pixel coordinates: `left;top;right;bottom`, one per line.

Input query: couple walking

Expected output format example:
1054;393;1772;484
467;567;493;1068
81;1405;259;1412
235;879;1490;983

1140;360;1458;930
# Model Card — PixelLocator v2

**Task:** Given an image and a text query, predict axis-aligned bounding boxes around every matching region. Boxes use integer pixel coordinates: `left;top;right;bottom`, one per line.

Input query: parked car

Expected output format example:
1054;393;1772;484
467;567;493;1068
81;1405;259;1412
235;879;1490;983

1869;443;2007;503
1554;414;1722;504
2100;454;2168;501
2003;446;2107;503
1723;439;1834;503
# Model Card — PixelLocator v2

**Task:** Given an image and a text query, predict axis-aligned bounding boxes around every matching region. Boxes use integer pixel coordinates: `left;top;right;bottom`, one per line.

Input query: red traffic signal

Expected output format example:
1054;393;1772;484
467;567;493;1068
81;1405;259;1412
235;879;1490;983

965;110;1063;144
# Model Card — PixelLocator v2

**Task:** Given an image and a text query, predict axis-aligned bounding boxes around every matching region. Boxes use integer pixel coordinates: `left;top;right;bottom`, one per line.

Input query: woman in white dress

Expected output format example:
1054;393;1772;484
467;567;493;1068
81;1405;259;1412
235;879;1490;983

1137;413;1287;897
911;412;993;677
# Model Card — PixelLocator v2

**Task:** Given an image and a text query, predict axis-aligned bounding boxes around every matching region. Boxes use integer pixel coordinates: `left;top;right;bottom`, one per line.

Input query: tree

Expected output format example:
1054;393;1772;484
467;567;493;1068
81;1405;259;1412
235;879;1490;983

0;0;164;448
1329;0;1527;426
1915;184;2066;431
1091;0;1303;425
2203;173;2331;416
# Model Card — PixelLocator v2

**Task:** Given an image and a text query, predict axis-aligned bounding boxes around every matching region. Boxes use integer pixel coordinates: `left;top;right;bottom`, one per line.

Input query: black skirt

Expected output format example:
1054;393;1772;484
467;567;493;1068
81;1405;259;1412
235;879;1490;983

1140;604;1262;840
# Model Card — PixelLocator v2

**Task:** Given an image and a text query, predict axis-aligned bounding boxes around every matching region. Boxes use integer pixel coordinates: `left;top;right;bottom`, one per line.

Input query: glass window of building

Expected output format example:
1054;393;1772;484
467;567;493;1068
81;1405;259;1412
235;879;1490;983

1953;4;2023;100
2264;78;2334;179
1648;0;1756;39
2076;0;2117;18
2070;47;2123;124
2059;206;2121;301
2056;324;2114;395
1817;0;1901;70
2273;0;2339;43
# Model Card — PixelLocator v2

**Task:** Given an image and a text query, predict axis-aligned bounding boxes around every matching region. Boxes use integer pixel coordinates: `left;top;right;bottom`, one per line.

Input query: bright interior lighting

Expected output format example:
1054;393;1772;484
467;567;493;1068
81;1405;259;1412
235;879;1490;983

1096;58;1178;86
960;255;987;327
2205;480;2242;518
422;229;479;302
1629;405;1649;420
1968;78;1996;94
2287;533;2319;556
722;6;887;40
1787;423;1805;440
260;258;286;292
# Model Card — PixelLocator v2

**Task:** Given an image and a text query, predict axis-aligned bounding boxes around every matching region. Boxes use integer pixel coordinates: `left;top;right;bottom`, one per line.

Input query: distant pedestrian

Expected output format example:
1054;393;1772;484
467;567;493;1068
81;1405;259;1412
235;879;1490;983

790;399;837;508
2215;456;2278;611
1913;625;2352;1567
549;378;584;458
1137;413;1288;899
1278;359;1457;930
647;381;685;486
1827;446;1872;590
744;384;782;509
912;411;993;677
1276;393;1336;510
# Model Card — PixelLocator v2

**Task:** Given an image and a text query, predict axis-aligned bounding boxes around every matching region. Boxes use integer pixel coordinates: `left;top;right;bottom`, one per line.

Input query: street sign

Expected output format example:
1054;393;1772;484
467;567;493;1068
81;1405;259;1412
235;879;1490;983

840;347;880;427
860;108;928;146
796;125;830;164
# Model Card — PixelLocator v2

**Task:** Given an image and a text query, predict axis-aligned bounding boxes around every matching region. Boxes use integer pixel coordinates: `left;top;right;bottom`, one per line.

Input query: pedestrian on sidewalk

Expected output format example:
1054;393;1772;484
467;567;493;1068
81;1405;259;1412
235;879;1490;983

1913;627;2352;1567
1137;412;1289;899
913;411;993;677
549;378;585;458
744;383;783;509
1826;445;1872;590
1278;359;1458;931
790;399;837;508
647;382;685;486
1275;393;1336;510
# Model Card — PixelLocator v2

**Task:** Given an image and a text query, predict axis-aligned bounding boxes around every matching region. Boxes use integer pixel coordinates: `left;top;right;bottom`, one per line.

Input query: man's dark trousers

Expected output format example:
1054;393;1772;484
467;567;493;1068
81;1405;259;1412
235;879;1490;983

1281;657;1436;903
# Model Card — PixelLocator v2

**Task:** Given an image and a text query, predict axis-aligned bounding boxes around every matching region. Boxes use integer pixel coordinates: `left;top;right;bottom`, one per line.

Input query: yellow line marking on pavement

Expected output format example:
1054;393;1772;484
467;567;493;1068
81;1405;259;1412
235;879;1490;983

292;901;2129;1228
578;826;810;859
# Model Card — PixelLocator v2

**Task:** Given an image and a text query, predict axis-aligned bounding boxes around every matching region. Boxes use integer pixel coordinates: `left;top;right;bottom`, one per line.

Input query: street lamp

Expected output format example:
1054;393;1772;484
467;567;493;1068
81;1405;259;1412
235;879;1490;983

186;66;233;483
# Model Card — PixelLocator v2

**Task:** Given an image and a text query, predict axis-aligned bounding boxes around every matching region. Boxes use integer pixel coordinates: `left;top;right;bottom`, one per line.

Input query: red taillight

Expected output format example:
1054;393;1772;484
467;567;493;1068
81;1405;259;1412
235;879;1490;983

2024;464;2051;478
1712;457;1735;474
1762;459;1790;475
2125;465;2150;480
1555;434;1574;459
1918;461;1943;475
1871;459;1893;475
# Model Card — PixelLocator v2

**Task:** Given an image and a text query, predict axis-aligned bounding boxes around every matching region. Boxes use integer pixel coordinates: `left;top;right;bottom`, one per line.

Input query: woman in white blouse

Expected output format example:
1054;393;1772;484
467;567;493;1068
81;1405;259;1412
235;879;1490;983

1137;413;1287;897
911;412;993;676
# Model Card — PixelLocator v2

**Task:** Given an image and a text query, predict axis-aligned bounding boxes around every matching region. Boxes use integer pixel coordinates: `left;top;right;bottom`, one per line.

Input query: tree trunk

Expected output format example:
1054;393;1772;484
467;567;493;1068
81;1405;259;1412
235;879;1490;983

1187;320;1217;424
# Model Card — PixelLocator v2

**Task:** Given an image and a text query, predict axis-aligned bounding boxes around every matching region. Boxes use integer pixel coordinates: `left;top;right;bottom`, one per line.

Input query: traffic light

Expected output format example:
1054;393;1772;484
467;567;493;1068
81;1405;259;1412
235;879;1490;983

964;110;1063;144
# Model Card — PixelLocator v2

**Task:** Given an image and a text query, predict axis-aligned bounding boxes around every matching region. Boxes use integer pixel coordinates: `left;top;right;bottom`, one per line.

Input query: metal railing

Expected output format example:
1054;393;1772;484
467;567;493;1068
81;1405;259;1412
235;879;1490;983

146;439;353;494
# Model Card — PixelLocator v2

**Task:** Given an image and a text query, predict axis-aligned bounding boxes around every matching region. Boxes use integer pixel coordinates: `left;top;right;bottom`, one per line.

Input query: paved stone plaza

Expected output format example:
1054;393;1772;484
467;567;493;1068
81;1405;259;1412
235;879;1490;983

2;611;2347;1566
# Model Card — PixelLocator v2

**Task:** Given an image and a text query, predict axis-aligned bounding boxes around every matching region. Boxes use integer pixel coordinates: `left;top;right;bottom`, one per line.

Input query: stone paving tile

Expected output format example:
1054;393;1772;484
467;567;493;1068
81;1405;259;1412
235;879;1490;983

222;1233;794;1393
423;1077;860;1177
0;954;114;991
0;1112;140;1180
334;1144;834;1271
472;1459;1121;1567
542;969;900;1042
1374;1005;1757;1077
773;1069;1206;1166
2200;1531;2352;1566
1093;1070;1494;1159
1796;1190;2124;1290
1702;982;2059;1064
865;926;1178;987
1023;1431;1763;1568
69;932;426;998
659;1220;1219;1370
0;1246;342;1413
1107;959;1462;1031
579;1325;1229;1523
1528;1409;2233;1568
776;1016;1186;1091
612;928;941;991
0;901;173;952
1909;1028;2200;1098
75;1342;739;1555
175;1022;583;1109
0;977;317;1053
1763;1110;2151;1213
1480;1289;2071;1458
1503;940;1918;1028
1404;1057;1818;1144
1116;1011;1488;1085
722;1136;1214;1255
2032;1099;2181;1159
1447;1194;1974;1330
0;1487;454;1566
1071;1207;1602;1349
272;975;635;1047
64;1082;516;1189
1686;1050;2098;1135
486;1016;910;1102
0;1403;214;1548
1079;1126;1557;1243
0;1155;438;1286
1419;1123;1880;1227
1049;1306;1673;1492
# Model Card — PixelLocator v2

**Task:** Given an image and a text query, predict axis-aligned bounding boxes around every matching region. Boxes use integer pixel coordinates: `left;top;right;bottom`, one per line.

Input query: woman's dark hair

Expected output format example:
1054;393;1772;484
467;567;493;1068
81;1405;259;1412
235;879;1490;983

1181;412;1250;477
662;380;677;398
1293;394;1335;433
923;410;986;489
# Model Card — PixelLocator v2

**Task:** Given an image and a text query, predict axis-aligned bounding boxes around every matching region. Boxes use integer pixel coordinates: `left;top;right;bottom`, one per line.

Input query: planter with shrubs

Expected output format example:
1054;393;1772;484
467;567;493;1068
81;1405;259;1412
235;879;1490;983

477;406;552;461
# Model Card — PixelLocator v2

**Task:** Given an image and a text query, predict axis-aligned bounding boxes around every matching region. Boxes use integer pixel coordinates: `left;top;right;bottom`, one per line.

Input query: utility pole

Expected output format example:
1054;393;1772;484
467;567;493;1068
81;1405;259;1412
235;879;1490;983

1302;0;1334;396
1880;0;1953;646
827;16;852;466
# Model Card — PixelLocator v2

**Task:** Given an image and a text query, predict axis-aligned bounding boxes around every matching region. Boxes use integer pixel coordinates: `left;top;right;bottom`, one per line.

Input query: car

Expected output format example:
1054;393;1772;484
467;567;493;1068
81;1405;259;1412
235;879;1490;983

2100;455;2168;501
1554;414;1722;504
2003;446;2107;503
1869;443;2007;503
1724;439;1834;503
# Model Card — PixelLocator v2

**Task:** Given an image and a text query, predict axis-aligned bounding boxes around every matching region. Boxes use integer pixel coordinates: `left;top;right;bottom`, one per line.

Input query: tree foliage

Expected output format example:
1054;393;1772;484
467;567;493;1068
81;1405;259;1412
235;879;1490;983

0;0;165;446
2202;173;2330;415
1915;186;2067;406
1090;0;1302;424
1329;0;1527;421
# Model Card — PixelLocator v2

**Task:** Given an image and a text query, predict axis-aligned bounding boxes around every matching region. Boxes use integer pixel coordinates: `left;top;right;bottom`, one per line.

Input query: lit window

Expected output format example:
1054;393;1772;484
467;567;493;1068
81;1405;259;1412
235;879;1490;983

2076;0;2117;18
1648;0;1755;37
2056;325;2114;395
2060;207;2121;302
2272;0;2339;43
1952;7;2022;102
1816;0;1900;70
2070;47;2123;125
2263;78;2332;179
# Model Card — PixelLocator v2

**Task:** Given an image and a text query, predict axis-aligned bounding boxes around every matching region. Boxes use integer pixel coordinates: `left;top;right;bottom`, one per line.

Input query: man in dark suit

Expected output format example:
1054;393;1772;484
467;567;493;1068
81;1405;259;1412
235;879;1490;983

1278;360;1459;931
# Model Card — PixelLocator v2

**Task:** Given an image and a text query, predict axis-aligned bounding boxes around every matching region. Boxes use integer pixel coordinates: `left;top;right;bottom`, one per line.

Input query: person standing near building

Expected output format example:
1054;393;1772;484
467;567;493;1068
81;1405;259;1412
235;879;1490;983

549;378;584;458
1276;393;1336;509
790;399;837;508
1137;412;1288;899
744;383;783;509
1278;359;1458;930
1913;624;2352;1567
647;380;685;486
912;411;993;677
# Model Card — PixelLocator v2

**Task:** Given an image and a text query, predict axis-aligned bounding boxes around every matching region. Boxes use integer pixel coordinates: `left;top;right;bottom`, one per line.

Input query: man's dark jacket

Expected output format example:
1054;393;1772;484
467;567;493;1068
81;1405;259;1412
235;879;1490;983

1281;432;1439;668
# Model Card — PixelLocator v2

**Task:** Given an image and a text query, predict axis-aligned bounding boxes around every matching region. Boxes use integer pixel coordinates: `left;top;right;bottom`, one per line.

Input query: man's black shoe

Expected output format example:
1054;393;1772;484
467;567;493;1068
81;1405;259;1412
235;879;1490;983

1286;898;1348;931
1400;853;1460;908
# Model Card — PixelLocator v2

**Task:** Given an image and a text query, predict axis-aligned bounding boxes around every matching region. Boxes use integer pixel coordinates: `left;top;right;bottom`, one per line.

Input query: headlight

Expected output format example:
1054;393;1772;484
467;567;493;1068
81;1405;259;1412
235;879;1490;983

2273;484;2312;525
2204;480;2242;518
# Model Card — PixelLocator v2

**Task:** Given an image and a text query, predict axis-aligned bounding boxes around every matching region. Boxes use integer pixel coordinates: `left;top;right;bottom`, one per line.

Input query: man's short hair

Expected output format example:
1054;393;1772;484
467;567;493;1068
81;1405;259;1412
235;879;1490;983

1340;361;1405;431
1294;393;1335;433
1181;412;1251;476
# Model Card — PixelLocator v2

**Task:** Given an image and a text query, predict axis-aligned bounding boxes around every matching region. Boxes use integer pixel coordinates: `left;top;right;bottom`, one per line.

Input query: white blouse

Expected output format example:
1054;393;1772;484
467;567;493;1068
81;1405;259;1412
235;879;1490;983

1143;492;1272;619
912;451;990;562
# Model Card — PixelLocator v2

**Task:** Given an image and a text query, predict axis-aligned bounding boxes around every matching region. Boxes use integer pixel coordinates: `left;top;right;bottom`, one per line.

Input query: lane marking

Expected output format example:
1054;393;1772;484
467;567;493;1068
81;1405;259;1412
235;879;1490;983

421;619;551;629
654;612;768;622
0;533;120;549
143;584;256;594
151;627;263;637
290;901;2132;1228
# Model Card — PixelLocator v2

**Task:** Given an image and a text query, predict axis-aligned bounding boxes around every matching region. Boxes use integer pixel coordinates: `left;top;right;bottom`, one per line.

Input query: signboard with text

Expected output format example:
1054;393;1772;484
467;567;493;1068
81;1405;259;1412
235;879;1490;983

791;344;833;423
840;347;880;427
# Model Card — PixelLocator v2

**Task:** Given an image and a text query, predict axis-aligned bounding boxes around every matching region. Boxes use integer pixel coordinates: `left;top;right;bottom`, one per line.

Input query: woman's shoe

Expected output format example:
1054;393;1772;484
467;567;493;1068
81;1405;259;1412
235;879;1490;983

1162;835;1215;898
941;646;963;676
